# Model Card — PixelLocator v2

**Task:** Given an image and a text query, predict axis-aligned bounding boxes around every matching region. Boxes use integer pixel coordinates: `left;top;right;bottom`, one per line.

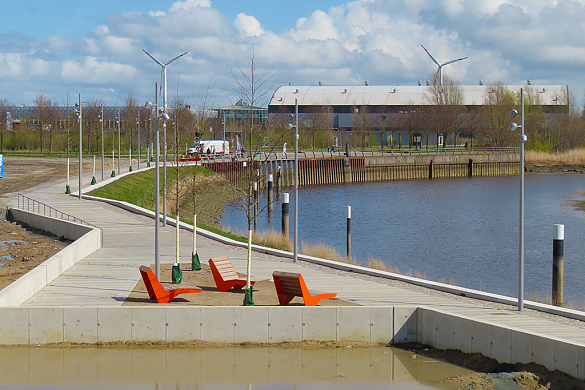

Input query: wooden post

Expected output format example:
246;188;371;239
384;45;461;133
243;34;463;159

347;205;351;261
429;160;433;180
553;224;564;306
267;174;273;216
468;158;473;177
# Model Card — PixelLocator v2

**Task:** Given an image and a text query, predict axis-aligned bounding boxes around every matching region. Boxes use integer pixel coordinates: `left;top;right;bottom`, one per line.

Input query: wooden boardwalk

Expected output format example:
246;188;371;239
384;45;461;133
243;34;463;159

6;169;585;347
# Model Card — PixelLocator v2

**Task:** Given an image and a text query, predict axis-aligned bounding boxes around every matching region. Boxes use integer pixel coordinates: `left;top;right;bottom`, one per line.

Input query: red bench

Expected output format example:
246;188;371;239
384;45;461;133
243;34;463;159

209;256;265;292
272;271;337;306
139;266;202;303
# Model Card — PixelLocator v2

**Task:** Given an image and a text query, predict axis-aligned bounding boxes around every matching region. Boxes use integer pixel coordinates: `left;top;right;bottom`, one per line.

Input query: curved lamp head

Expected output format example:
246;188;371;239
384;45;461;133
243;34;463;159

509;109;518;118
287;123;293;130
145;101;153;109
161;111;170;121
509;122;519;131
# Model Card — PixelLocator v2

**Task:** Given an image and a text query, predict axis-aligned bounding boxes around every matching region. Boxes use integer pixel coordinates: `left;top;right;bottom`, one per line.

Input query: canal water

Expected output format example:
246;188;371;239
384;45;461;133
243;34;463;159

221;174;585;305
0;346;472;389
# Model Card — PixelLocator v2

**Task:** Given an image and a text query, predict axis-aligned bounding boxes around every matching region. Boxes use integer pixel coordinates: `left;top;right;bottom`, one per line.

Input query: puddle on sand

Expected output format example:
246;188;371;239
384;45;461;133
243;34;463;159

0;346;472;390
0;240;26;266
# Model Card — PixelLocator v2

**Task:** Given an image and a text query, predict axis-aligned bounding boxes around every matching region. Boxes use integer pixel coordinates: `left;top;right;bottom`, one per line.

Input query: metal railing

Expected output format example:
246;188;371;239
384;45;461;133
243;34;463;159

16;194;100;230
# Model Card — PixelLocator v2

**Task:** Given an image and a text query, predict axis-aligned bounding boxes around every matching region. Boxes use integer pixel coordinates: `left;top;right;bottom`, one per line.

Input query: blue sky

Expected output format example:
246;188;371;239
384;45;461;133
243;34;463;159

2;0;585;108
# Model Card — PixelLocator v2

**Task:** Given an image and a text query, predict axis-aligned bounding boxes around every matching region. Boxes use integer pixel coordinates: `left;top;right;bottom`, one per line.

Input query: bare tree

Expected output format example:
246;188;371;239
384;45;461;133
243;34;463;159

231;41;279;305
425;73;464;148
125;95;138;152
480;81;516;146
34;93;61;152
0;99;11;153
302;105;333;150
351;105;373;149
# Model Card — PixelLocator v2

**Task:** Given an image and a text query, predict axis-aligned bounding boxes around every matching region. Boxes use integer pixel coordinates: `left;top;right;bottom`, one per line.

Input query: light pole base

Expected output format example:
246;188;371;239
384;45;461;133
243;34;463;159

129;166;133;172
243;287;255;306
147;161;151;168
65;185;71;194
91;176;96;185
111;170;115;178
192;252;201;271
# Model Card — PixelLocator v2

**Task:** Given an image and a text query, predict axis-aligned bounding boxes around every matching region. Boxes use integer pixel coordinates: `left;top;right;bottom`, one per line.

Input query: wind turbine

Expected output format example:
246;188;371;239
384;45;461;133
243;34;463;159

143;49;188;227
421;45;468;86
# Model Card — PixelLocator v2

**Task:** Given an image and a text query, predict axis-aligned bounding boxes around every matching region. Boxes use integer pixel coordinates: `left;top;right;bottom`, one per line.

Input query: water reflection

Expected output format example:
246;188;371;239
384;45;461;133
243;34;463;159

0;346;471;389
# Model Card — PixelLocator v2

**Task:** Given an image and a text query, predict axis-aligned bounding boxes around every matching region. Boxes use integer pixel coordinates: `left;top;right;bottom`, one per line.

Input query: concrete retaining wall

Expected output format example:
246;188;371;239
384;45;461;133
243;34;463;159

416;306;585;379
0;209;102;306
0;306;413;345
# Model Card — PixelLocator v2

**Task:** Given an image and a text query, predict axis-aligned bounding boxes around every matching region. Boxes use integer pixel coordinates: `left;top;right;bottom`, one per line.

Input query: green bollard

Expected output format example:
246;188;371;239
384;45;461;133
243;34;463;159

91;176;96;185
192;252;201;271
65;185;71;194
172;263;183;284
243;286;255;306
111;170;115;177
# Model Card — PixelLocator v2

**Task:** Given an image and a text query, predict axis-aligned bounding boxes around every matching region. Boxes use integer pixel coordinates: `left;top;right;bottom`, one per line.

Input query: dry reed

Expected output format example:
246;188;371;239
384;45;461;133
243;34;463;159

526;149;585;165
253;229;293;252
301;241;353;263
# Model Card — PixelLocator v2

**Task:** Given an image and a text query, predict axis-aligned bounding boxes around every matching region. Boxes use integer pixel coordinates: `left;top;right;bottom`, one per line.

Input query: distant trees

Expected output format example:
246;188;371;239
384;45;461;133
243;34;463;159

425;73;464;148
302;105;333;150
34;93;61;152
479;81;516;147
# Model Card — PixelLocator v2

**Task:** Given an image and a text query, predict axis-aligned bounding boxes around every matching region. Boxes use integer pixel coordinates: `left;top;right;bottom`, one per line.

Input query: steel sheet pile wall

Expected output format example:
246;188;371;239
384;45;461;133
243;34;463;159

203;157;519;188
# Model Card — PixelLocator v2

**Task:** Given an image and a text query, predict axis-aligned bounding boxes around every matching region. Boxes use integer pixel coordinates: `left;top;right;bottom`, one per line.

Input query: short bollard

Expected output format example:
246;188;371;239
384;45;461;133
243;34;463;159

172;262;182;284
253;182;258;231
553;224;564;306
282;193;289;238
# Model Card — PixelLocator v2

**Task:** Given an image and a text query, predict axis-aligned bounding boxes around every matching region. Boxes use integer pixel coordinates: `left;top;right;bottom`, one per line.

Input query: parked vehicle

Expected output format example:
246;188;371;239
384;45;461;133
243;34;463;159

187;140;229;155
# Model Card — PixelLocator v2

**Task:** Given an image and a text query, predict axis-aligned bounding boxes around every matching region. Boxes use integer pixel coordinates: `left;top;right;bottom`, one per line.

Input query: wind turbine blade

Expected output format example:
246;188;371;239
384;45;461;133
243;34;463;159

165;52;188;66
143;49;164;66
442;56;469;66
421;45;439;66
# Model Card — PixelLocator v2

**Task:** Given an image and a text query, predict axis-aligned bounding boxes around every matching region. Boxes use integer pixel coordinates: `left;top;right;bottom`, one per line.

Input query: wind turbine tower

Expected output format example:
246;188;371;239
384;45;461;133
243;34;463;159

421;45;468;86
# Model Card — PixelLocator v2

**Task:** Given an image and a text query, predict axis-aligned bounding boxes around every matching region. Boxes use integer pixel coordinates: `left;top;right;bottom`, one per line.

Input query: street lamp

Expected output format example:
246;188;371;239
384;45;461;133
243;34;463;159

287;98;299;263
509;87;527;311
98;105;104;181
74;95;86;200
145;82;169;280
116;111;121;176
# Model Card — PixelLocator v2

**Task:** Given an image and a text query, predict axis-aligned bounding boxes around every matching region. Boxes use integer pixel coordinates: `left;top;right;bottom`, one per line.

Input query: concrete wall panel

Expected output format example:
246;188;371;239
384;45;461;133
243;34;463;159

30;307;63;344
268;307;303;343
0;308;29;345
490;326;511;363
510;330;533;364
302;307;337;341
201;307;235;343
532;335;555;371
453;317;472;353
337;307;371;342
165;307;201;341
64;307;97;343
554;340;580;378
419;308;437;346
370;307;393;343
97;308;131;342
235;307;269;343
131;307;166;341
394;306;417;344
470;320;492;357
435;312;454;350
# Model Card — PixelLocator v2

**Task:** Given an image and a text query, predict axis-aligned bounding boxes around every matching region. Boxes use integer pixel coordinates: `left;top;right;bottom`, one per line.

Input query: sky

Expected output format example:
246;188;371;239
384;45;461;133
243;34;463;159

2;0;585;109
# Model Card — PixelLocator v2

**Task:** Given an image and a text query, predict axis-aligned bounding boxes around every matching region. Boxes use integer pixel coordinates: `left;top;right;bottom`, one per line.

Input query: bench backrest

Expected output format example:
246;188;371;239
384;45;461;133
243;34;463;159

139;265;162;300
209;256;239;281
273;271;304;297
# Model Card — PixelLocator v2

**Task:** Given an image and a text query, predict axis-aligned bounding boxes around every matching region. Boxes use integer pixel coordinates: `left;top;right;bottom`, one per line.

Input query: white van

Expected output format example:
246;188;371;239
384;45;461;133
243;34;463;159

187;140;229;155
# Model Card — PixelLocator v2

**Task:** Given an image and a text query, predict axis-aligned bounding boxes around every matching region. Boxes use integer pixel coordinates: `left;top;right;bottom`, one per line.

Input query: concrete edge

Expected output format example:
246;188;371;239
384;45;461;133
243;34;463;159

0;305;583;380
0;209;102;306
80;192;585;323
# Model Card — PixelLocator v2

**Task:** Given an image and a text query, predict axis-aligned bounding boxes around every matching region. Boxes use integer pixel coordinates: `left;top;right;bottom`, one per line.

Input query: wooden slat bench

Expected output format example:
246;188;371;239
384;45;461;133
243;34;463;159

272;271;337;306
139;266;202;303
209;256;265;292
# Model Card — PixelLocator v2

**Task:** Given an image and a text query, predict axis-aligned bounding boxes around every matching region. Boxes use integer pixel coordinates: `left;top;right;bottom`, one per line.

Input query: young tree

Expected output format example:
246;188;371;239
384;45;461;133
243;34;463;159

303;105;333;150
231;41;279;305
351;105;373;149
425;73;464;148
34;93;60;152
0;99;12;153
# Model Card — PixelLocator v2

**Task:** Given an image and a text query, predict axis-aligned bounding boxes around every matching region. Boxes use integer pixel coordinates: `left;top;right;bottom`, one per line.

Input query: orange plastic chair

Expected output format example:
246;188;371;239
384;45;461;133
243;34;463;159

139;266;202;303
272;271;337;306
209;257;264;292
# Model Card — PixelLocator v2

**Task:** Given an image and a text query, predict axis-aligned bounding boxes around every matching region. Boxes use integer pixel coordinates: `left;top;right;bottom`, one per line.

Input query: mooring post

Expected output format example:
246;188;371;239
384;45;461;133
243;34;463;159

429;160;433;180
468;158;473;177
347;205;351;261
276;165;282;199
282;192;289;238
267;174;273;216
253;181;258;231
553;224;564;306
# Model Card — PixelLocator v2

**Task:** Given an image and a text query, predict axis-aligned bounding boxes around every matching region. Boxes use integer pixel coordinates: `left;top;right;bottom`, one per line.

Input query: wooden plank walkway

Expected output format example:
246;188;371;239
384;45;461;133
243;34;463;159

6;170;585;346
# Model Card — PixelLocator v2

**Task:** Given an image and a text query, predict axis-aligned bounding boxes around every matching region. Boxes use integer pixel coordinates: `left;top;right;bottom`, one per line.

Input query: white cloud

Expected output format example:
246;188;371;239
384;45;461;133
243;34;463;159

169;0;212;13
288;10;339;42
234;13;265;37
61;57;137;84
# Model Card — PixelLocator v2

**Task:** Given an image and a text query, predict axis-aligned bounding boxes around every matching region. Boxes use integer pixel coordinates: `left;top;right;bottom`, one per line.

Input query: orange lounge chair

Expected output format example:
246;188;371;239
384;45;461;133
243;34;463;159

272;271;337;306
139;266;202;303
209;256;265;292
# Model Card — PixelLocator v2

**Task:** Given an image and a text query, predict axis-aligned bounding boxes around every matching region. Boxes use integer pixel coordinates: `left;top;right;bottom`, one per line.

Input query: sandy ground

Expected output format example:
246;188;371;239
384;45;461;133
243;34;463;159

2;156;585;388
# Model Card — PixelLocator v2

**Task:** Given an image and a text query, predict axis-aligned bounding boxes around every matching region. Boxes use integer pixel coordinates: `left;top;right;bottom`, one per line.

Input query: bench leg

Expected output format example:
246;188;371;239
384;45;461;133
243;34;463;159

277;294;295;306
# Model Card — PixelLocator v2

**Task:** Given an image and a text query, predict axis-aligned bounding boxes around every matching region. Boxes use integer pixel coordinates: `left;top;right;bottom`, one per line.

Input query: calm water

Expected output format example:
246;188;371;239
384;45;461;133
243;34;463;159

221;174;585;305
0;346;471;389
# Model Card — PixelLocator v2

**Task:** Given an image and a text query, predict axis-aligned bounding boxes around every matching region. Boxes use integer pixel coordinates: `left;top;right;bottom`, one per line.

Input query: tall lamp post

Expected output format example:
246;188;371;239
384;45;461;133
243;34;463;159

145;83;169;279
143;49;188;227
509;87;527;311
287;98;299;263
116;111;121;176
99;105;104;181
74;95;85;200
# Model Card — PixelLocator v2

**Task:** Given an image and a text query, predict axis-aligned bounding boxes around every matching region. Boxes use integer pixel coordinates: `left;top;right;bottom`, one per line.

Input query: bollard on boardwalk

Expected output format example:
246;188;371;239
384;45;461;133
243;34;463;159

267;174;273;216
553;224;564;306
347;205;351;261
